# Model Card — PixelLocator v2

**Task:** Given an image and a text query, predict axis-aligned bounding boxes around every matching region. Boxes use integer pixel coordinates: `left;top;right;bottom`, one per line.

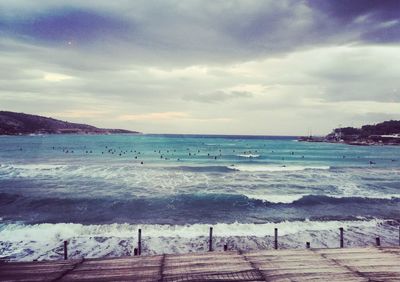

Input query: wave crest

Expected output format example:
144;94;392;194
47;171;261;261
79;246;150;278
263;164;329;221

237;154;260;158
1;219;397;261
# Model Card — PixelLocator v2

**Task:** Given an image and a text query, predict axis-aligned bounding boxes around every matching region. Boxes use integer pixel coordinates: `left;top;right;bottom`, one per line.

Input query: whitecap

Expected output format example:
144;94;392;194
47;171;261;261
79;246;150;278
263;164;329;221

237;154;260;158
229;165;330;172
1;219;396;261
244;194;306;203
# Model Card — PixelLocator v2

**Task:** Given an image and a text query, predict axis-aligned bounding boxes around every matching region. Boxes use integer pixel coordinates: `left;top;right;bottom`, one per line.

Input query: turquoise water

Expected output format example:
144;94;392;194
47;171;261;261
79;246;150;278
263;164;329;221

0;134;399;260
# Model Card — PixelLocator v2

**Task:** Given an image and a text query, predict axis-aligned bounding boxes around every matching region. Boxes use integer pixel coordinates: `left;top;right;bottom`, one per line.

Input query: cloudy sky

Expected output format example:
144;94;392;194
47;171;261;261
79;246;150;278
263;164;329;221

1;0;399;135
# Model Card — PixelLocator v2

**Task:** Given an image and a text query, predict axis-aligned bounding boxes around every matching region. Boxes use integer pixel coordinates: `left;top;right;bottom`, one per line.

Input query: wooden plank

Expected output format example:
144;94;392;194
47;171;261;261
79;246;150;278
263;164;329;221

0;259;81;282
379;247;400;257
162;251;263;281
59;256;163;282
314;247;400;281
60;271;161;281
1;247;399;282
245;249;367;281
261;272;367;282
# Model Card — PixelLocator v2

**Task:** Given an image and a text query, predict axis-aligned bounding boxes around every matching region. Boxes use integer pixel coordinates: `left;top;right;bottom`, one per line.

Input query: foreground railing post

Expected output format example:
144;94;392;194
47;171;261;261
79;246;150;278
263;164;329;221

375;237;381;247
138;229;142;256
274;228;278;250
209;227;213;252
63;241;68;260
339;227;344;248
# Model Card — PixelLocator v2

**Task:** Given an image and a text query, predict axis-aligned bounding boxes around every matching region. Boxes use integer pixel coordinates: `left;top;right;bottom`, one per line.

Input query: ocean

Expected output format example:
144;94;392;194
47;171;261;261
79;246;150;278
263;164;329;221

0;134;399;261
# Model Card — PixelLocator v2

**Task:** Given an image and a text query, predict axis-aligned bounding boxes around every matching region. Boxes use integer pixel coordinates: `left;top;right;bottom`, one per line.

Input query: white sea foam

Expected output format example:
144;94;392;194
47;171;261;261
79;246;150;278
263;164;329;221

328;194;400;200
1;163;399;202
1;219;398;261
237;154;260;158
244;194;306;203
0;220;381;240
205;143;236;146
1;164;67;170
245;193;400;203
230;164;330;172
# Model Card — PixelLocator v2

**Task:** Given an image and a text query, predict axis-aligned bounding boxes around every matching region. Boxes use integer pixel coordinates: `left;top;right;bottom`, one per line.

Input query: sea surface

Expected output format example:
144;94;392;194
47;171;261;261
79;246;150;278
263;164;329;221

0;134;399;261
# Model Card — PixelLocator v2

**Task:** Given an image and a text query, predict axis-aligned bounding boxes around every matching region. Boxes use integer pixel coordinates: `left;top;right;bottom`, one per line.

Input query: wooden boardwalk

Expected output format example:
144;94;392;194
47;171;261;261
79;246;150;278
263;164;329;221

1;247;399;281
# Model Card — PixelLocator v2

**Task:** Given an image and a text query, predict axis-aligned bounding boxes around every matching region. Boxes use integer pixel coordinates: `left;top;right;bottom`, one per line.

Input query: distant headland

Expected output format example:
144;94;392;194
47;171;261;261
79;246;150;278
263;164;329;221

0;111;140;135
299;120;400;146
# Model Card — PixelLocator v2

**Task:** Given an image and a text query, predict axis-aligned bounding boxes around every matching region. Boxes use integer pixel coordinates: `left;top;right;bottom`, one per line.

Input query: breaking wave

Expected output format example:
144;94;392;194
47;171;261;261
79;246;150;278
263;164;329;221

1;192;399;225
237;154;260;158
229;165;331;172
1;219;398;261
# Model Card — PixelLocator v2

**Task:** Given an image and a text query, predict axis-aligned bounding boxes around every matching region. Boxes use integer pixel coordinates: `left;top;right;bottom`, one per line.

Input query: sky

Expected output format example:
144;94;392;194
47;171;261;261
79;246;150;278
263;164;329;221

0;0;400;135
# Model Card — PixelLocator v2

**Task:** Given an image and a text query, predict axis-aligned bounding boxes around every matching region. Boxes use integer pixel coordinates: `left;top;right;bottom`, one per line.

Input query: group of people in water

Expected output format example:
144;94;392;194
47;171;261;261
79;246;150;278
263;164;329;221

31;144;392;167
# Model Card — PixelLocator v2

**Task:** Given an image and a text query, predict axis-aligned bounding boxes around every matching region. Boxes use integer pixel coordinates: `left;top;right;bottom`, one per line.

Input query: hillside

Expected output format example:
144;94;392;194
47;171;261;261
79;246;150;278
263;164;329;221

299;120;400;145
0;111;139;135
326;120;400;145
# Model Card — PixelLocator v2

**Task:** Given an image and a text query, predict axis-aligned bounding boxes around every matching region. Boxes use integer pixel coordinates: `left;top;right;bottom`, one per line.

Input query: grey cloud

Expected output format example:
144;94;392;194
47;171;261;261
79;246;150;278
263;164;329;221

1;1;400;135
361;22;400;43
0;0;398;75
308;0;400;23
183;91;253;103
297;46;400;103
0;0;386;69
308;0;400;44
319;83;400;103
0;8;130;46
350;112;400;125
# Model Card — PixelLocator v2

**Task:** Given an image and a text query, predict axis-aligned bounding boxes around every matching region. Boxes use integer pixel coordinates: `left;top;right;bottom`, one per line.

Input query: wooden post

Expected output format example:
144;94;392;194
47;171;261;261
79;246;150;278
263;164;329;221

134;248;138;256
63;241;68;260
376;237;381;247
306;242;310;249
209;227;213;252
274;228;278;250
339;227;344;248
224;244;228;251
138;229;142;256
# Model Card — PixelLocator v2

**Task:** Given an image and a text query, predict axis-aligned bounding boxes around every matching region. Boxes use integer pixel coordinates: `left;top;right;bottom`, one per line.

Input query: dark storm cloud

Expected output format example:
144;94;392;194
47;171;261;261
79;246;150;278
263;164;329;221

362;22;400;43
1;0;399;68
309;0;400;43
309;0;400;23
0;8;130;45
0;1;331;66
0;0;399;134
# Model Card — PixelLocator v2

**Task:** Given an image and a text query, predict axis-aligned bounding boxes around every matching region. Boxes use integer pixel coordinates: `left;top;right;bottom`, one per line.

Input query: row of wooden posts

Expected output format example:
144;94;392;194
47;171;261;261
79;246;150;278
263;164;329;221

62;226;400;260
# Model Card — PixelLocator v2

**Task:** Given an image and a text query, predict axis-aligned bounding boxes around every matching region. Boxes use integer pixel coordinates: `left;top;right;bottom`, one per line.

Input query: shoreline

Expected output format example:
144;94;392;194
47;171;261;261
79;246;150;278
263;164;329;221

1;219;399;262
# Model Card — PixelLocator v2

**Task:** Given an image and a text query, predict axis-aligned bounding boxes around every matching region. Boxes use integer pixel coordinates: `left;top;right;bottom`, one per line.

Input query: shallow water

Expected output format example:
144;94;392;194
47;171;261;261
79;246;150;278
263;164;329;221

0;134;399;260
